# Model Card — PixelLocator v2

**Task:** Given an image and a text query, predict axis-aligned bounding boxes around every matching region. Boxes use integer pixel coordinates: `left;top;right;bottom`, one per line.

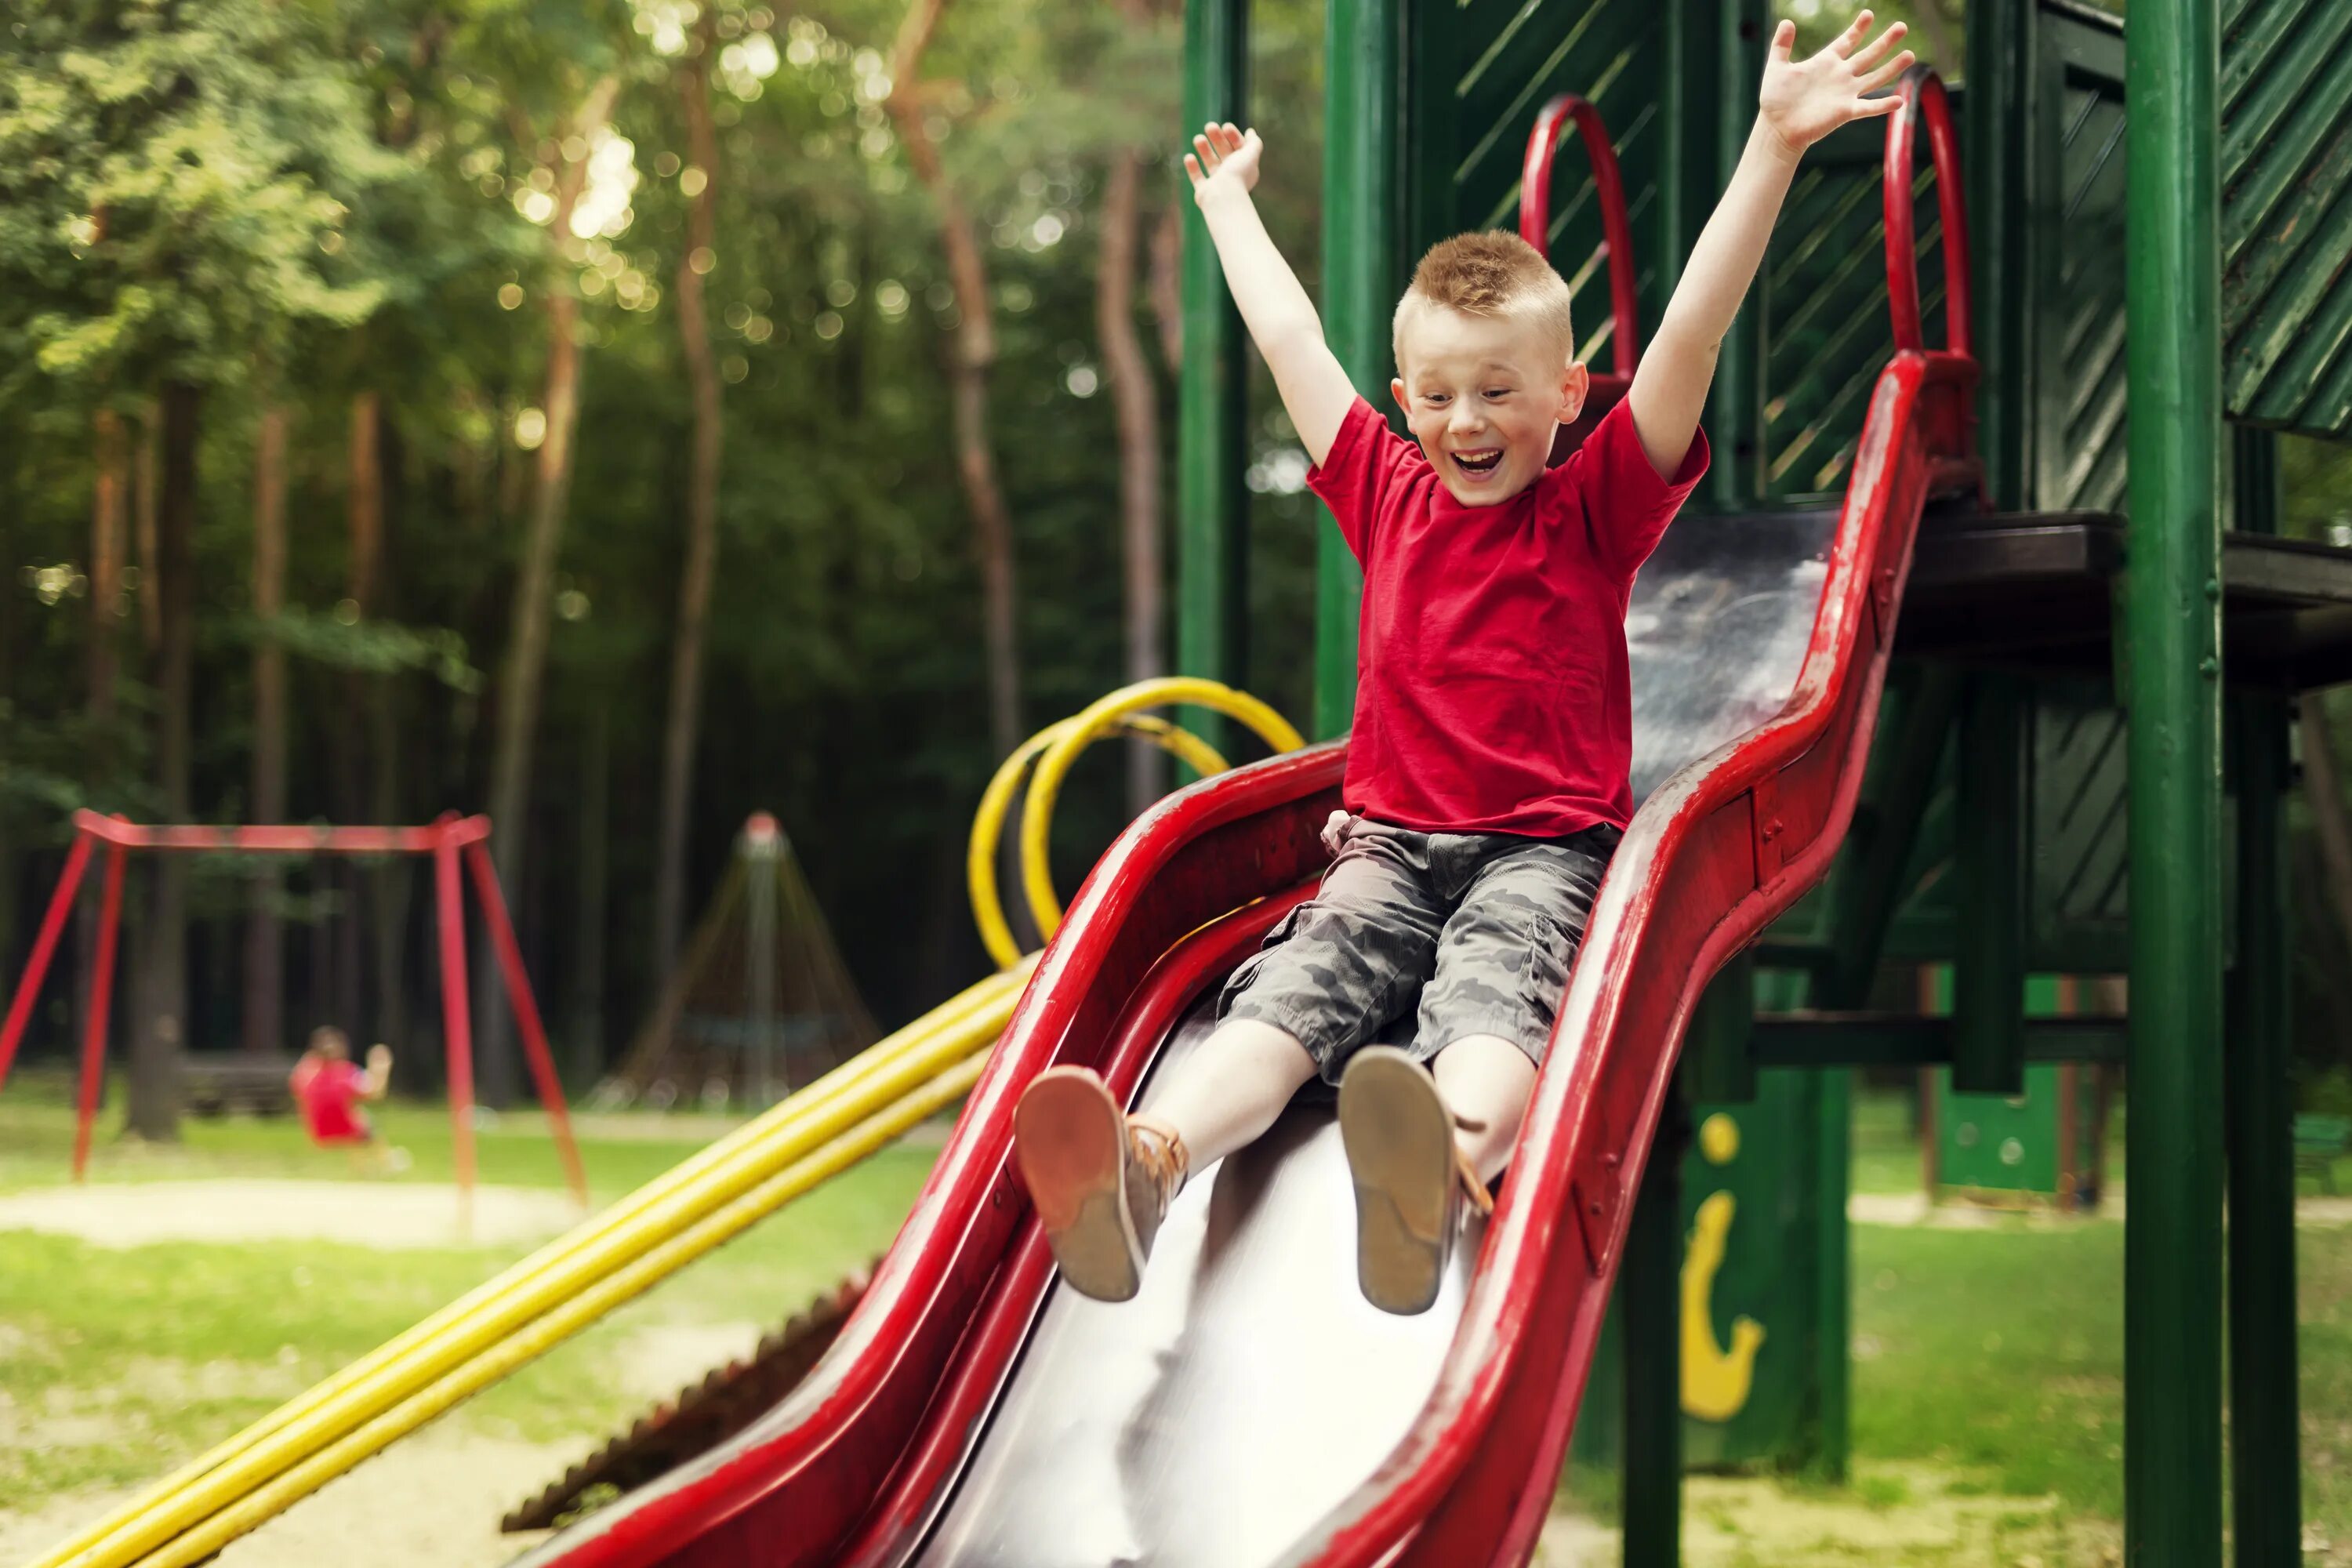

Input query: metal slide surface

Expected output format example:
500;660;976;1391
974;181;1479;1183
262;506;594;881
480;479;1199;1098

896;506;1839;1568
517;69;1975;1568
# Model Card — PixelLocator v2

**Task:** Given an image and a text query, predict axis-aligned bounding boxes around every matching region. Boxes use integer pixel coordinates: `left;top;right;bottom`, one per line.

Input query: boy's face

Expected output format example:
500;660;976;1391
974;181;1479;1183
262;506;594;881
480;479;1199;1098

1390;305;1588;507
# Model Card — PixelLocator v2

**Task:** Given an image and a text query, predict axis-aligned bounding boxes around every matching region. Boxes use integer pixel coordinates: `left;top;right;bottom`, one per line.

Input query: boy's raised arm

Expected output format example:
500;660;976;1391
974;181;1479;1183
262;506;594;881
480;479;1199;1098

1629;13;1914;480
1186;123;1361;469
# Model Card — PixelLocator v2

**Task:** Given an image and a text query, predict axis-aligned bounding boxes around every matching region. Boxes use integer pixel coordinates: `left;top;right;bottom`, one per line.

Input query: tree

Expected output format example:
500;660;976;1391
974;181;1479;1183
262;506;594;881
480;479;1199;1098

474;4;631;1102
885;0;1024;759
0;0;396;1136
244;400;289;1058
1094;0;1179;811
653;1;727;993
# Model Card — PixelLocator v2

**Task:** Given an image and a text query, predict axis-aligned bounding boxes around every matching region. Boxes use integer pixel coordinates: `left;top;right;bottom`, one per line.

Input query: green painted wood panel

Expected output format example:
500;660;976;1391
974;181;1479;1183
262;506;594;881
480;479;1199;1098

2221;0;2352;438
1406;0;1678;355
1757;120;1948;502
2035;4;2131;514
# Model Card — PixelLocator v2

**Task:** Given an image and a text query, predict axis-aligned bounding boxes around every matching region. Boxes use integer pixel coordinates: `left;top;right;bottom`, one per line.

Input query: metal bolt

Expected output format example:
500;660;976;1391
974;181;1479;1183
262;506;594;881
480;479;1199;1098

2200;657;2219;677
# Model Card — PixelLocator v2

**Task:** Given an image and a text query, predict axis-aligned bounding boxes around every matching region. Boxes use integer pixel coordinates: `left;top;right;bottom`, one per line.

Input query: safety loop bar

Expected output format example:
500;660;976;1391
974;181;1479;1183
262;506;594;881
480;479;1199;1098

967;711;1232;972
1885;67;1973;361
1519;95;1642;377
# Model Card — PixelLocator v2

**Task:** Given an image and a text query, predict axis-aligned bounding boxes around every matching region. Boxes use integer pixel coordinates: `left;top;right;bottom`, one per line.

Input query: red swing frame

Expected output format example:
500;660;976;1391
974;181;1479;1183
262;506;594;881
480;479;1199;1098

0;810;587;1210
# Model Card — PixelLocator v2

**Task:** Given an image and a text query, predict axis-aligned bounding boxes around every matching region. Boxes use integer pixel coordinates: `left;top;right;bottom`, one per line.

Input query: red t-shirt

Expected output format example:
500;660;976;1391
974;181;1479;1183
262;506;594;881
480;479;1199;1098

1310;395;1709;835
291;1058;369;1144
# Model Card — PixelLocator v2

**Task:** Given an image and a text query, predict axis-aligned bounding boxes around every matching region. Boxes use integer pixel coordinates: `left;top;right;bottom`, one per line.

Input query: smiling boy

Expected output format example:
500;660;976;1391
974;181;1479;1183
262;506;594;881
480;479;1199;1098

1014;14;1915;1315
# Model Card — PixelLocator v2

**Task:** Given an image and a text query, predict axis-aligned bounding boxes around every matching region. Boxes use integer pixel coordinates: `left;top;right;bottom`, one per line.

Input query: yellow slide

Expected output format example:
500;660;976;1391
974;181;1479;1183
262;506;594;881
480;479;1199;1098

31;678;1298;1568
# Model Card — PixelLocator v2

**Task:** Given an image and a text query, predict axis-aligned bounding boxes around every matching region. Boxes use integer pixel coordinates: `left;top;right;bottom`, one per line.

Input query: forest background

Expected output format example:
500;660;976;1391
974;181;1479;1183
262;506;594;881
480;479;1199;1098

4;0;2350;1139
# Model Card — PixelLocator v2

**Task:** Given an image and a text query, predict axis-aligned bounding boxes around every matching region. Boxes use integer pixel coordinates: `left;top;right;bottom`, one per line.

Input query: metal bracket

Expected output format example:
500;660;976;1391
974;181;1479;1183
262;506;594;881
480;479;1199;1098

1752;772;1788;884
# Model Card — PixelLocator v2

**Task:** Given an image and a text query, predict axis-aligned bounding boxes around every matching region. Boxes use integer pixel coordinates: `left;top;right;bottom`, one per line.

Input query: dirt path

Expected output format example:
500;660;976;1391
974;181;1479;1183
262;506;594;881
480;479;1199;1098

1851;1189;2352;1229
0;1318;766;1568
0;1431;577;1568
0;1179;584;1249
1541;1464;2123;1566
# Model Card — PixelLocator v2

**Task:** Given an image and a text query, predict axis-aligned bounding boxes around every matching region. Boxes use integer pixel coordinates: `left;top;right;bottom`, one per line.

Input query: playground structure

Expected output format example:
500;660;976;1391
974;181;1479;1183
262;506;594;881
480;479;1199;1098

19;0;2352;1565
0;810;588;1214
602;812;880;1112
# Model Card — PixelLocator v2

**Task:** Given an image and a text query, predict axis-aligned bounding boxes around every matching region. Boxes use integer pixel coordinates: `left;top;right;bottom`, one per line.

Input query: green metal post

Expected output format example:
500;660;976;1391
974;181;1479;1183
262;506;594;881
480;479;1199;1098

1685;949;1758;1105
1811;1063;1852;1483
1314;0;1400;739
2226;428;2299;1567
1823;663;1961;1004
1622;1107;1684;1568
1952;676;2026;1094
1177;0;1250;748
1963;0;2035;510
1708;0;1769;506
2122;1;2224;1562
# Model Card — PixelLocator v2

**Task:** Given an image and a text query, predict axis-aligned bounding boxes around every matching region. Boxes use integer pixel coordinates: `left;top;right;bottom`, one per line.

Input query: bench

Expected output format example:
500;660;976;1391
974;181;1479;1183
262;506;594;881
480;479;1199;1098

2296;1115;2350;1196
178;1054;298;1119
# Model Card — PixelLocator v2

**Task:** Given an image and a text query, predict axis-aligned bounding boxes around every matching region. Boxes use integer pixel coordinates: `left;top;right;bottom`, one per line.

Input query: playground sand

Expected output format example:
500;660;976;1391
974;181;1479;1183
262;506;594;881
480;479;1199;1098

0;1178;583;1249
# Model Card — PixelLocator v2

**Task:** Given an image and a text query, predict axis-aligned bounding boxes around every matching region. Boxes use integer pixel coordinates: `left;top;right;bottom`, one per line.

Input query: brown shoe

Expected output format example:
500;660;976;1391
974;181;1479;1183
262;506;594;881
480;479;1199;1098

1013;1066;1189;1302
1338;1047;1493;1316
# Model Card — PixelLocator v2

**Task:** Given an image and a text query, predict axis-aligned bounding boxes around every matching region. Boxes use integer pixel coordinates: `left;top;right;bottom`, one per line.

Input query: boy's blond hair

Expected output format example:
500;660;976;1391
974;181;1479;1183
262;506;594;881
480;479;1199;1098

1392;230;1577;373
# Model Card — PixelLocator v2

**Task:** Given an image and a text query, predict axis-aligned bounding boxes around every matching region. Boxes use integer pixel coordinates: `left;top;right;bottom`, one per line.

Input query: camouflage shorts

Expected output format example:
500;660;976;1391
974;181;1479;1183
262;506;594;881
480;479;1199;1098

1218;815;1619;1082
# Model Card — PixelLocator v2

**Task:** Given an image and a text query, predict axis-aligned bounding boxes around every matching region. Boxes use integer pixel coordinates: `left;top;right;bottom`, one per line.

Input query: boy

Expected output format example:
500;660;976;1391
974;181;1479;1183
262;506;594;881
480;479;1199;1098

290;1027;408;1174
1014;13;1912;1314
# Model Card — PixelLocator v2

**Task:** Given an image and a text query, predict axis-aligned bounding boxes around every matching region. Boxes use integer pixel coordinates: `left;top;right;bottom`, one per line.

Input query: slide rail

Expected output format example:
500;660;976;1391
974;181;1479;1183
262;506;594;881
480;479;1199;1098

523;69;1978;1568
1302;67;1979;1566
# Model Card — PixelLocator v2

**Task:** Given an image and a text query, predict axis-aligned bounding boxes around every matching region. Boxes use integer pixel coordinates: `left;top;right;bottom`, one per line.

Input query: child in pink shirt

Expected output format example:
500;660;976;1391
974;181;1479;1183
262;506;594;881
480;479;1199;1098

1015;14;1915;1314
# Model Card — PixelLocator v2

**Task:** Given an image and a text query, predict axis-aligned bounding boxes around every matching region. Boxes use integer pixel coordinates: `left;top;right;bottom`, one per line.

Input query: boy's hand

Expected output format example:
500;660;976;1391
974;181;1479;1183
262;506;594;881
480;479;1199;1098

1757;11;1914;158
366;1044;392;1076
1319;810;1356;857
1185;122;1262;205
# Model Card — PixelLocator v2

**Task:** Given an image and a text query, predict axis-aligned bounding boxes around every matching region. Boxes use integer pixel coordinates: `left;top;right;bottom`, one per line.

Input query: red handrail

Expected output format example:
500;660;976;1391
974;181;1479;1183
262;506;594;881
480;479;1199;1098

1885;67;1972;359
1519;96;1641;376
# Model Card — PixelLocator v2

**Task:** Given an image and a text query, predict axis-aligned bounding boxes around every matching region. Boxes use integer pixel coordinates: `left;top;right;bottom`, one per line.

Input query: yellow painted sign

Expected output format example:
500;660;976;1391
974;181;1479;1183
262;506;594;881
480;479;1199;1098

1682;1114;1765;1422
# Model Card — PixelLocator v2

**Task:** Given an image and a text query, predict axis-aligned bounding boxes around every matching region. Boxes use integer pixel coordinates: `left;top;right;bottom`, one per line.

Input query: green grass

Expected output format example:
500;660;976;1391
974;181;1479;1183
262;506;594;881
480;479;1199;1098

1848;1176;2352;1555
5;1082;2349;1561
0;1092;935;1505
0;1069;753;1200
1853;1221;2127;1515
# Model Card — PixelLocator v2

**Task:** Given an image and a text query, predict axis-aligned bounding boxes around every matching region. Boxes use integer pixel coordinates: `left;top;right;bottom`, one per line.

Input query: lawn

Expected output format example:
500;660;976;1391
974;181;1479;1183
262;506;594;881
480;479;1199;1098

2;1080;2347;1566
0;1082;935;1508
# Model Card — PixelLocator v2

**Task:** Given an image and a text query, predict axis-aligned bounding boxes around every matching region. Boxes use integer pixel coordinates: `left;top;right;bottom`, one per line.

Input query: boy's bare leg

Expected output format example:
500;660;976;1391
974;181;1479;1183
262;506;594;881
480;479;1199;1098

1431;1033;1536;1182
1144;1018;1319;1171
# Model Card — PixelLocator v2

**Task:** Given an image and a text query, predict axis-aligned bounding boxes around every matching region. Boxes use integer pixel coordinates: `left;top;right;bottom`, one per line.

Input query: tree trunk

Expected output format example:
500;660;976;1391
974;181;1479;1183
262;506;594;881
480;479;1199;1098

336;393;383;1041
89;408;128;735
129;380;198;1142
1149;194;1184;372
134;405;161;652
482;75;620;1105
573;706;612;1087
367;406;411;1053
655;13;726;992
2299;697;2352;971
886;0;1022;759
1097;147;1165;812
245;403;289;1058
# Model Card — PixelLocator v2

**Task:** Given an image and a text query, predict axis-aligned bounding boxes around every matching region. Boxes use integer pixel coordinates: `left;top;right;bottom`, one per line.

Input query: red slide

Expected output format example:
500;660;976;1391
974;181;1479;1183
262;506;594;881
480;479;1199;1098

515;70;1976;1568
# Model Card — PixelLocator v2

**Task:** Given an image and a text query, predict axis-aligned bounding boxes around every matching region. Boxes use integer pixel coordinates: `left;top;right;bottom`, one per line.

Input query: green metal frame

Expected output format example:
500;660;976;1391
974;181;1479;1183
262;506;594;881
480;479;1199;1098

1167;0;2323;1558
1176;0;1251;746
2226;426;2300;1566
2124;3;2227;1565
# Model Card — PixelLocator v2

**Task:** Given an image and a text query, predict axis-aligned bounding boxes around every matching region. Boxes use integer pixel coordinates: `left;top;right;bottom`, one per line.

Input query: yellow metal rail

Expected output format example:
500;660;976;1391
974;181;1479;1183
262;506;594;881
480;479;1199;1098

137;1052;989;1568
34;969;1022;1568
39;677;1300;1568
